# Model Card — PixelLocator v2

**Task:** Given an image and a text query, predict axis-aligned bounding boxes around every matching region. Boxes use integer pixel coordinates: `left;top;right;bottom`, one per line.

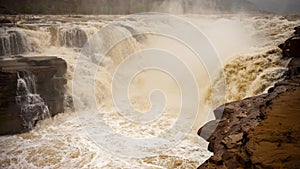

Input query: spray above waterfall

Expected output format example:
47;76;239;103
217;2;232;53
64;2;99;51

72;13;226;157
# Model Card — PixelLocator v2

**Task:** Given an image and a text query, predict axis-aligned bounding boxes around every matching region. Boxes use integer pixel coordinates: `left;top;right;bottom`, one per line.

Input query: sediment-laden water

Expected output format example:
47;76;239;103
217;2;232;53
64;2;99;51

0;14;299;168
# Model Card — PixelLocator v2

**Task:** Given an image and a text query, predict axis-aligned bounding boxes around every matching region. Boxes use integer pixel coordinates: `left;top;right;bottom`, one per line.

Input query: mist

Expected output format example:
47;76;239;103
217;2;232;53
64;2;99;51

159;0;300;15
3;0;299;15
248;0;300;14
157;0;259;14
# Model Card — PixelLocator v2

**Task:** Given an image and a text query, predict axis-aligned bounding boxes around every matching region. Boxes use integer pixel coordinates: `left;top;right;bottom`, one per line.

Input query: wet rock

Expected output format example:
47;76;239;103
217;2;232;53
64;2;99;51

279;27;300;58
0;56;67;135
199;59;300;168
198;29;300;168
288;58;300;77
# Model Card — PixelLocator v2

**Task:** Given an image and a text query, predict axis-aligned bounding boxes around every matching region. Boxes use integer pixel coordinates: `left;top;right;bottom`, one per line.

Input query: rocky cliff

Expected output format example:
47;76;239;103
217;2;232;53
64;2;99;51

198;27;300;168
0;56;67;135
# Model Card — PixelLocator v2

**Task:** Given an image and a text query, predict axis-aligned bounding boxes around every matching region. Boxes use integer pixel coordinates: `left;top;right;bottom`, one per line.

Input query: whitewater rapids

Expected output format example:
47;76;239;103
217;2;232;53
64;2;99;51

0;14;299;168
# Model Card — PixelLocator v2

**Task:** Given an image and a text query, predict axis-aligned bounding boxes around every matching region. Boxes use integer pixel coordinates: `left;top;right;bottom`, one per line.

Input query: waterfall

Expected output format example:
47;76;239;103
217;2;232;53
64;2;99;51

0;29;28;58
0;14;299;168
15;71;51;130
59;27;88;48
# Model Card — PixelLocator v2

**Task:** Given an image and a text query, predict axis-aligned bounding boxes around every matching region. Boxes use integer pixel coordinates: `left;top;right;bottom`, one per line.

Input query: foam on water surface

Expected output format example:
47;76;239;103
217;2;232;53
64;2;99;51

0;14;299;168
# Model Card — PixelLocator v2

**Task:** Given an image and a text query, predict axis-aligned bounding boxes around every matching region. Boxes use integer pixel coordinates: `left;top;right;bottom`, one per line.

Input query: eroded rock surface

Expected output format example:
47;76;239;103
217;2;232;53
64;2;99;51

198;28;300;169
0;56;67;135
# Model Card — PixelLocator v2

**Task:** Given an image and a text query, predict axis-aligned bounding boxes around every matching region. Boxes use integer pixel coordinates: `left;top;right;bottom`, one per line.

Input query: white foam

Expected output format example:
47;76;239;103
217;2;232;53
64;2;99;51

0;14;299;168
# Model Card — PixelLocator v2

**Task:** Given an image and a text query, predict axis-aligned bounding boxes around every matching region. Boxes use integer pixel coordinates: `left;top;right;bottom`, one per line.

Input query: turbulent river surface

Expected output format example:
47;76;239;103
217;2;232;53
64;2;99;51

0;14;299;168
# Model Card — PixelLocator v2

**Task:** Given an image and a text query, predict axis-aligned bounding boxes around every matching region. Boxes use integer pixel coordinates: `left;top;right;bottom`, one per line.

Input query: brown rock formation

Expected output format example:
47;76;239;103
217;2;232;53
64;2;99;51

279;26;300;58
198;28;300;168
0;56;67;135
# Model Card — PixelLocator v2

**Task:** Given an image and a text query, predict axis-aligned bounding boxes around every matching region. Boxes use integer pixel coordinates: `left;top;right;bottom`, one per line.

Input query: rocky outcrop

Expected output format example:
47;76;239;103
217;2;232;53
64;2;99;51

0;56;67;135
198;28;300;168
279;26;300;58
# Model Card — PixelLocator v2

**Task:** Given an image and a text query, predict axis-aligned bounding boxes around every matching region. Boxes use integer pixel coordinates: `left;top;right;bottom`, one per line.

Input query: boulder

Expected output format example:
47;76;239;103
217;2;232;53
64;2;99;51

0;56;67;135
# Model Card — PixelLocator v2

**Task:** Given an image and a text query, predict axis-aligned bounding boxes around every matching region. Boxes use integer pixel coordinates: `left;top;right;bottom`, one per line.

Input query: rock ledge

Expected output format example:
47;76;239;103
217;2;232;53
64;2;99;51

0;56;67;135
198;27;300;168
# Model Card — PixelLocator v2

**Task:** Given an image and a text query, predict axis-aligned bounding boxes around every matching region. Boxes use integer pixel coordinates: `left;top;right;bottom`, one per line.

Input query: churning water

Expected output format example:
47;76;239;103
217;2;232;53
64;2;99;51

0;14;299;168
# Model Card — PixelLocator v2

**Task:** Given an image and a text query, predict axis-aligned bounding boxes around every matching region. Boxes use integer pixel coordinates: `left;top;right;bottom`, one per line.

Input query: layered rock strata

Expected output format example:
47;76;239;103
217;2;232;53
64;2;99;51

0;56;67;135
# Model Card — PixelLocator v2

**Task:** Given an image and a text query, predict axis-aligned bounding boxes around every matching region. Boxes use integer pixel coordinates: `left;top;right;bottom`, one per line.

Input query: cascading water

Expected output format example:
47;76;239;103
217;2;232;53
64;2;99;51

0;29;28;58
0;14;299;168
15;71;50;130
59;27;88;48
206;48;291;104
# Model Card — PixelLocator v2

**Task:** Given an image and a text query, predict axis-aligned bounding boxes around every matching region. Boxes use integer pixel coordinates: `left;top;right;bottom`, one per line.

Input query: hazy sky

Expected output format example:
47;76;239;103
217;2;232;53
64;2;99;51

248;0;300;14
